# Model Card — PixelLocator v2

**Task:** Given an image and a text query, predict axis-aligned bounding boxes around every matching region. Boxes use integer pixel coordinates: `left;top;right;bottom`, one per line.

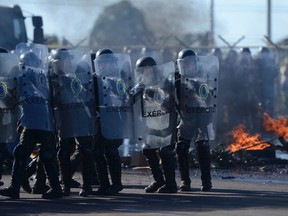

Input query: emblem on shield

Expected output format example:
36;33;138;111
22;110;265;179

71;78;82;94
0;82;7;98
153;90;164;104
37;73;46;87
117;79;126;95
199;83;209;99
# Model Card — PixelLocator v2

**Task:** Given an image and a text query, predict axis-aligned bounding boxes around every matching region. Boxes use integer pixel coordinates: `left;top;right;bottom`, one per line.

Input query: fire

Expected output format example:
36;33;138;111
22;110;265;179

263;112;288;139
226;124;270;153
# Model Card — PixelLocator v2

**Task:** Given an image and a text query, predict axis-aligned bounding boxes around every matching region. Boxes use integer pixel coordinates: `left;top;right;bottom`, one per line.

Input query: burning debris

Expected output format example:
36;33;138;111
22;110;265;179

262;113;288;152
263;113;288;139
225;113;288;154
207;113;288;169
226;124;270;153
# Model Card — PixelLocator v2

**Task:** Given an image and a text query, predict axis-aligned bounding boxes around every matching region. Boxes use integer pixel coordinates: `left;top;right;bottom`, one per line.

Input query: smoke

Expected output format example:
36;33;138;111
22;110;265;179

131;0;209;41
13;0;208;46
41;0;208;46
40;0;106;45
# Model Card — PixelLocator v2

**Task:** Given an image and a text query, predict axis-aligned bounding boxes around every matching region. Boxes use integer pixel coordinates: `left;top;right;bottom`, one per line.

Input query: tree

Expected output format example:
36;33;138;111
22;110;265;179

89;1;154;50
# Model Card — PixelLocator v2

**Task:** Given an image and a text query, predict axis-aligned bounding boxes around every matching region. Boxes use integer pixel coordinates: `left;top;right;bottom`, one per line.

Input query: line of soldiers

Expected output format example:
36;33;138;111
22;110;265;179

0;43;219;199
211;47;279;138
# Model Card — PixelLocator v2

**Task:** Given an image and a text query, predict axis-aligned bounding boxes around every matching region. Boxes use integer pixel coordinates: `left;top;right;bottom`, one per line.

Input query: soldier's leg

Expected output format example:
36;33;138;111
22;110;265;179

32;158;50;194
176;137;192;191
105;140;123;195
195;140;212;191
93;134;110;195
0;129;36;199
0;144;5;186
39;131;62;199
77;136;94;197
57;137;74;196
69;144;81;188
157;144;177;193
0;143;11;186
142;148;165;193
20;156;37;193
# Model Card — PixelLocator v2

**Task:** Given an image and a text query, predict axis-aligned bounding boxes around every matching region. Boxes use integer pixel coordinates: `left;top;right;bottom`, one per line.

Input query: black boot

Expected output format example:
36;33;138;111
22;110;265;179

196;140;212;192
176;142;191;191
33;184;50;194
20;176;32;193
79;142;94;197
58;150;71;196
157;145;177;193
32;160;49;194
93;151;110;196
21;156;39;193
143;149;165;193
1;145;28;199
79;146;93;197
0;187;19;199
40;152;63;199
105;146;123;195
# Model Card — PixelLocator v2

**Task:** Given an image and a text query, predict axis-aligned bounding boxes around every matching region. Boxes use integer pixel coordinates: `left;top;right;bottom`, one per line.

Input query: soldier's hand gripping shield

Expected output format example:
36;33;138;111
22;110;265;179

177;55;219;140
16;43;54;131
0;52;20;143
50;48;96;138
95;53;134;139
132;61;176;149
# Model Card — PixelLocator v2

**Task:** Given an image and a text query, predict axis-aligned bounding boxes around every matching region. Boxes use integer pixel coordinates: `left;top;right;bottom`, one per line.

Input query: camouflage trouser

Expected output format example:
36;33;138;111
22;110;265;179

11;129;61;192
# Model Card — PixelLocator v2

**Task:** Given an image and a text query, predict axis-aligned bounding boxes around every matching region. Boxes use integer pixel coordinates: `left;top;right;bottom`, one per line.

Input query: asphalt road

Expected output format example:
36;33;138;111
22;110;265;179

1;168;288;216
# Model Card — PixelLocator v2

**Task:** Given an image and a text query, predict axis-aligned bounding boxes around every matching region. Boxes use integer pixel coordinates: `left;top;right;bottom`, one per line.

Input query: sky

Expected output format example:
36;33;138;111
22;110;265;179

1;0;288;49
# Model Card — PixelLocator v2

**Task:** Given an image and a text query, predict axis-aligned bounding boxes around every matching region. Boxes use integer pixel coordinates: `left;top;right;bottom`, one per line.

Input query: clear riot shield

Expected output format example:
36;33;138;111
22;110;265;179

0;53;20;143
15;43;55;132
177;55;219;140
50;48;96;138
95;53;134;139
132;61;176;149
256;52;277;115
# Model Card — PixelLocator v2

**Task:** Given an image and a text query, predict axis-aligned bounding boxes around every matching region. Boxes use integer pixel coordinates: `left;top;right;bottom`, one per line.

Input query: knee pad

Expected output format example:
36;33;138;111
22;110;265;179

176;141;190;155
159;145;175;159
13;145;27;158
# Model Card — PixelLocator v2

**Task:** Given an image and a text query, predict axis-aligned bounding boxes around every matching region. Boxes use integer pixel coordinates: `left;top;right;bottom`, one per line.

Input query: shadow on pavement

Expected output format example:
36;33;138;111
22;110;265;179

1;186;288;215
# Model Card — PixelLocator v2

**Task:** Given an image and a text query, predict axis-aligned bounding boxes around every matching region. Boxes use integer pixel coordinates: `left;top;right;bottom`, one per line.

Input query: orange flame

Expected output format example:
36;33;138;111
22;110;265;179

262;113;288;139
226;124;270;153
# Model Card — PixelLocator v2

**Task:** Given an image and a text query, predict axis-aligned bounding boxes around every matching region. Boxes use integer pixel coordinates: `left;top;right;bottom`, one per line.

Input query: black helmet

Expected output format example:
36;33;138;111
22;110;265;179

177;49;196;60
135;56;157;68
95;48;113;59
211;48;222;58
95;48;117;63
0;47;8;53
50;48;72;61
19;52;41;67
240;47;251;54
260;47;270;54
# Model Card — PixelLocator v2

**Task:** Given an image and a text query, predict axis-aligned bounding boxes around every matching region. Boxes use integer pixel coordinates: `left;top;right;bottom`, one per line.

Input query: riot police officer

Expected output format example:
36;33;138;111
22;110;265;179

49;48;96;197
175;49;218;192
0;43;63;199
0;47;17;188
254;47;278;118
134;56;178;193
92;48;124;195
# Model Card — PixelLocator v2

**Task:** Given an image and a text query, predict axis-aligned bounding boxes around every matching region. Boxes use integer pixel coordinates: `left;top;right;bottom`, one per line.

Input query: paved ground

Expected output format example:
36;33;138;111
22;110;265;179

1;168;288;216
